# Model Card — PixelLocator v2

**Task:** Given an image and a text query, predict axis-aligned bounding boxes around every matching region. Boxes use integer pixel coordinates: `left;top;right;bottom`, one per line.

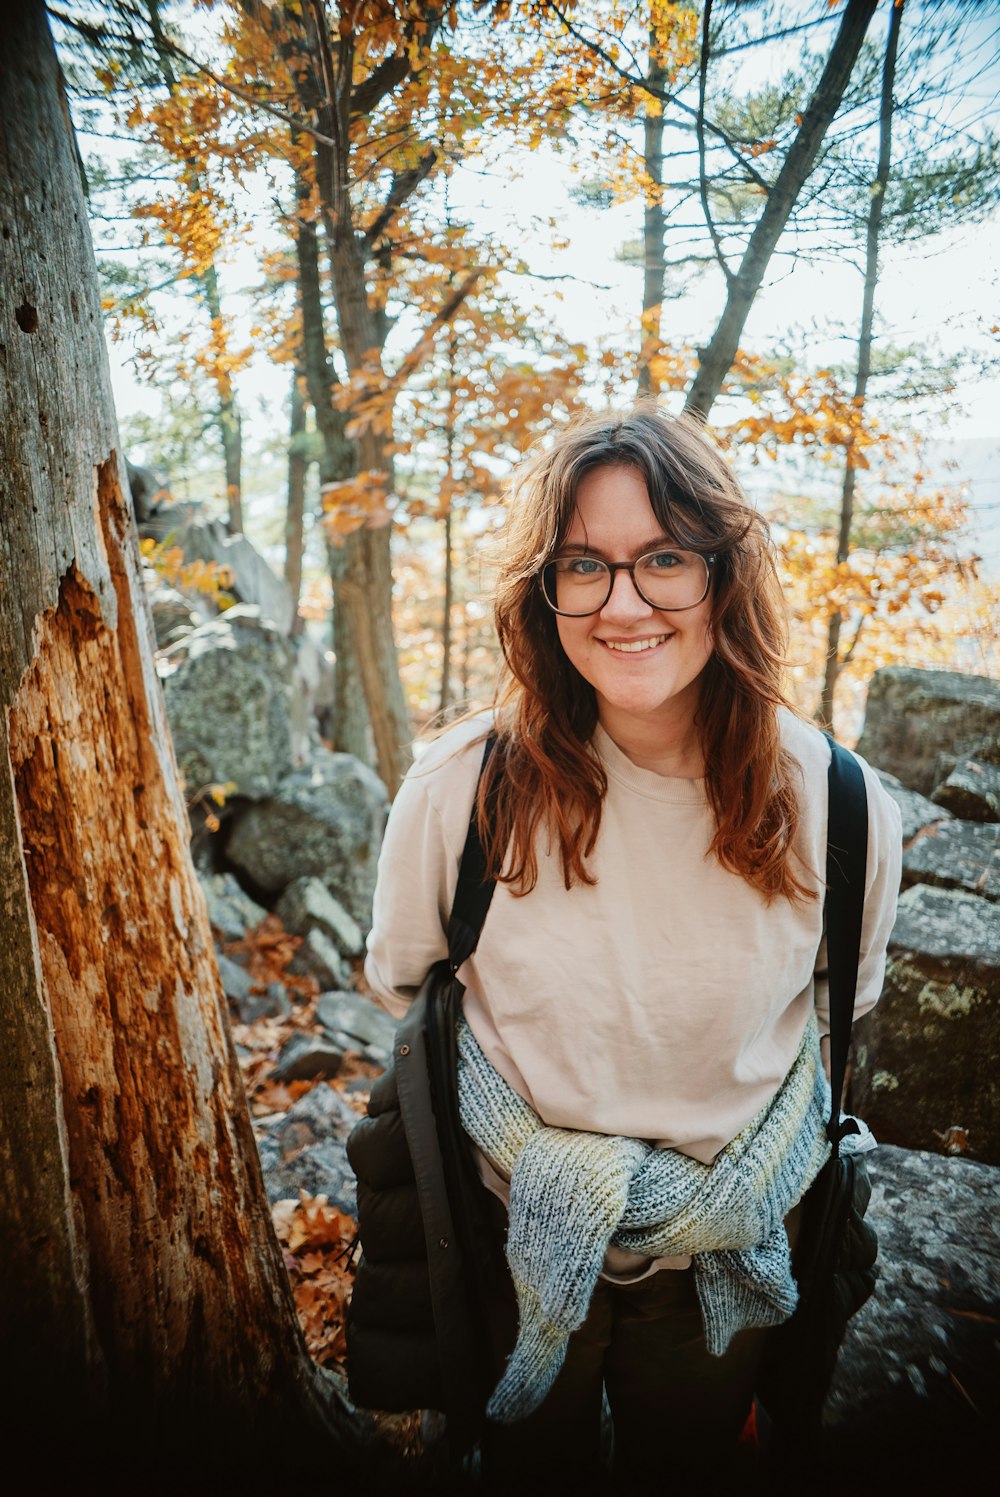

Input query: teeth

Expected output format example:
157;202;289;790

604;635;670;653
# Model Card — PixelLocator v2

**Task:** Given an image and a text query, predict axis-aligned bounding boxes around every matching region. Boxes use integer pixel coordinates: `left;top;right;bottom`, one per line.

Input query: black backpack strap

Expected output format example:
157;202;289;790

447;732;499;973
824;735;869;1151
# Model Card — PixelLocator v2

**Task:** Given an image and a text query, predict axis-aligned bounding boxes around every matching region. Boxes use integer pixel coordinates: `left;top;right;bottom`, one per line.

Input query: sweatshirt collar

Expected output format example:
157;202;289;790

592;722;708;805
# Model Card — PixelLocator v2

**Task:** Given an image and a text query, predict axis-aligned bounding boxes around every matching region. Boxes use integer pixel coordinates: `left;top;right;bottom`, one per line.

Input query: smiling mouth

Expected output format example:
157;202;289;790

601;634;672;654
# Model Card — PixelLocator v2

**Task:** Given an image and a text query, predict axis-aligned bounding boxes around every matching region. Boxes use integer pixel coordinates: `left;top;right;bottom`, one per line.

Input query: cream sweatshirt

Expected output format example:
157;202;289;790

364;709;901;1170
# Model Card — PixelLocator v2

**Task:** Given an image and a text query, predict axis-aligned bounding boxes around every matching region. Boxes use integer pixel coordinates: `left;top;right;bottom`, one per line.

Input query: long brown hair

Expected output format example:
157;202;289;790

478;403;813;903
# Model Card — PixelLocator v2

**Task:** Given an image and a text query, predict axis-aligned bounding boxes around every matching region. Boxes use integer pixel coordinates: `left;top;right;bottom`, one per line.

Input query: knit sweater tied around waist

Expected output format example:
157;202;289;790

456;1011;832;1423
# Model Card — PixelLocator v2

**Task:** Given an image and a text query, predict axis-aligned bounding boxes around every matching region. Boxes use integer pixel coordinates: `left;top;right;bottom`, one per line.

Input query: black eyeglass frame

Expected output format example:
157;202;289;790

538;549;717;617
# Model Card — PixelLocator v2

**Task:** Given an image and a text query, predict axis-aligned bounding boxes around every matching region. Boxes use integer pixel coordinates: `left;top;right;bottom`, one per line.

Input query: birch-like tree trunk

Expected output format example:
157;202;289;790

0;4;368;1472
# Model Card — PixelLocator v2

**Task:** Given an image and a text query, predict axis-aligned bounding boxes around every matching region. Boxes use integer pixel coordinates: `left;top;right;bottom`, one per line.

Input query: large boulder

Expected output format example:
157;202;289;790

856;667;1000;795
161;606;298;799
851;884;1000;1163
874;769;952;844
225;748;388;930
932;755;1000;822
820;1144;997;1484
901;819;1000;901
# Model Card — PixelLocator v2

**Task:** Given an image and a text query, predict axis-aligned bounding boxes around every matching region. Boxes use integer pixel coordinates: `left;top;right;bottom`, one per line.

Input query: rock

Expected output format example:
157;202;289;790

178;518;295;635
276;877;364;958
288;928;350;990
821;1144;997;1484
851;885;1000;1163
316;990;396;1062
267;1080;360;1154
225;747;388;929
198;871;267;940
874;770;952;844
144;576;204;650
931;756;1000;822
259;1139;357;1214
856;667;1000;795
232;982;292;1024
901;820;1000;901
215;951;253;1005
271;1031;346;1083
161;606;298;799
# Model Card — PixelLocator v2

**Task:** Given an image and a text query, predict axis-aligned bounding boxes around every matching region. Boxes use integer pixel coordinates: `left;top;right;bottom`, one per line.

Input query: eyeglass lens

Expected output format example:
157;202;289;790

542;550;709;615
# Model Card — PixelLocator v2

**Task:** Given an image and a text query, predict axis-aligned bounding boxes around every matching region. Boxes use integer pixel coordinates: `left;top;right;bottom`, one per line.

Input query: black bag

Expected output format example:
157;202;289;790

756;738;879;1443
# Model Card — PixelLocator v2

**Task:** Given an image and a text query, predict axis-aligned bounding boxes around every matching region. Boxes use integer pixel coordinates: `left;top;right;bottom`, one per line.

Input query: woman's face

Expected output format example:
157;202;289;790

553;465;714;739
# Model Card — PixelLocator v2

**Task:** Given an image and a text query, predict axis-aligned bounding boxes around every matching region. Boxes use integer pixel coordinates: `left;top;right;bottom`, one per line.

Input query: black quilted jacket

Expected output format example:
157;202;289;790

345;965;499;1451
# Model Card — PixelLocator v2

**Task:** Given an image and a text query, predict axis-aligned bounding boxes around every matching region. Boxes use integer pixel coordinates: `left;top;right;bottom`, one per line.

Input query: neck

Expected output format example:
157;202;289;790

597;703;705;779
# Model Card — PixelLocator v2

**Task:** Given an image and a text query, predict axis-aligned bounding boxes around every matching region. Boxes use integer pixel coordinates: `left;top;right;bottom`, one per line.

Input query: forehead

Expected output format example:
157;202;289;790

564;464;667;544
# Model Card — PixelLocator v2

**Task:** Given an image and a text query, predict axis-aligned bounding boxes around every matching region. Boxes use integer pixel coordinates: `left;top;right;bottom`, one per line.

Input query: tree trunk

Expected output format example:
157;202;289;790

440;506;454;714
293;166;370;760
328;233;412;795
0;6;372;1474
638;31;667;398
285;367;307;636
202;257;244;534
818;0;903;732
684;0;878;421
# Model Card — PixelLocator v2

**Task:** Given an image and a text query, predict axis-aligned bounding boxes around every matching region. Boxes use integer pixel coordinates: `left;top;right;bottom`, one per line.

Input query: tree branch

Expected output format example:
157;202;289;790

547;1;772;194
364;148;437;245
695;0;733;288
47;3;341;150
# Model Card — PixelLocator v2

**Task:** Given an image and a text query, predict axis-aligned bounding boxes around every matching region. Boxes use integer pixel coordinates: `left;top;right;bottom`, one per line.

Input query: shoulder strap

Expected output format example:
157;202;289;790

447;733;499;973
824;735;869;1150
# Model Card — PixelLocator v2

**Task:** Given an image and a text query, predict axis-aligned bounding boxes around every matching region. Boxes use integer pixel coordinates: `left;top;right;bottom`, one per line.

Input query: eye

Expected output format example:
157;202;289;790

644;549;684;570
557;556;606;577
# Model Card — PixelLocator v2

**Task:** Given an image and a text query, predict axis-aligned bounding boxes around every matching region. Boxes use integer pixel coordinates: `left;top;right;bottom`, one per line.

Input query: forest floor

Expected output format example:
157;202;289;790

221;915;425;1461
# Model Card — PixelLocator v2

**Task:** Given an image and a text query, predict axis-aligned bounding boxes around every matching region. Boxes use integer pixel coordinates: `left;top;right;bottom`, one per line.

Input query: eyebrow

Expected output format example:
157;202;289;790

557;539;679;561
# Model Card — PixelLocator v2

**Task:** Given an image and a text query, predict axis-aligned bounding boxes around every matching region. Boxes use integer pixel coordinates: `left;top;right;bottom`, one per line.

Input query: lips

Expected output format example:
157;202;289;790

600;634;673;654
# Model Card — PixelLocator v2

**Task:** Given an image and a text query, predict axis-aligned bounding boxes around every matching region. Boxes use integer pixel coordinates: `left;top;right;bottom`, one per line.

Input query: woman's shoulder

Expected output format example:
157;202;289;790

777;706;831;787
400;710;494;808
777;706;900;837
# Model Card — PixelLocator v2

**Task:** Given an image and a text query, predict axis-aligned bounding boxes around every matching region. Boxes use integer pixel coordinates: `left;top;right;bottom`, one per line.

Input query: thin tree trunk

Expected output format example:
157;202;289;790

440;506;454;713
0;5;371;1472
684;0;878;421
638;29;667;398
327;236;412;796
285;367;307;635
293;161;370;760
202;257;244;533
818;0;903;731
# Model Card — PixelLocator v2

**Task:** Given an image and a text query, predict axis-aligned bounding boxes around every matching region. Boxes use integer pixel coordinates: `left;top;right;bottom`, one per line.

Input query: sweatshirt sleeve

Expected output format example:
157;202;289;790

363;722;486;1019
814;753;903;1036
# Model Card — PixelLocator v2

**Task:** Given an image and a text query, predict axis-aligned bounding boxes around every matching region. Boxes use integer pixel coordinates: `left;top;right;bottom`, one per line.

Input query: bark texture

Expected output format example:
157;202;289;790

0;4;367;1471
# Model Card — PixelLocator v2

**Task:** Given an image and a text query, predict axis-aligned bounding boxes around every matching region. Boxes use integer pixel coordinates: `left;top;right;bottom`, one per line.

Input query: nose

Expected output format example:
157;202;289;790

599;566;653;623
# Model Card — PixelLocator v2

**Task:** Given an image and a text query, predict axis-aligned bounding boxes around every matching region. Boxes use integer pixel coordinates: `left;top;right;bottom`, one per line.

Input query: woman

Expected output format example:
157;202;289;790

361;405;901;1484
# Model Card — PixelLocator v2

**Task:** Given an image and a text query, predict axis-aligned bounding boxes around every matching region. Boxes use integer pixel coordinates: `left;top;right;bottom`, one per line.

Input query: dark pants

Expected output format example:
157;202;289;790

479;1195;801;1490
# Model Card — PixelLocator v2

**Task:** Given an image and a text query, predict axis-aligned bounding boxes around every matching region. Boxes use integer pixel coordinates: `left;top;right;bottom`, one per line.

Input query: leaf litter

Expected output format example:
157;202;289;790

220;913;421;1455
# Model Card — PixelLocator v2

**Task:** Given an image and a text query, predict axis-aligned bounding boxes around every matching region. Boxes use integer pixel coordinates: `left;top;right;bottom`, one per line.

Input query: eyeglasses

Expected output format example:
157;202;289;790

538;548;715;617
